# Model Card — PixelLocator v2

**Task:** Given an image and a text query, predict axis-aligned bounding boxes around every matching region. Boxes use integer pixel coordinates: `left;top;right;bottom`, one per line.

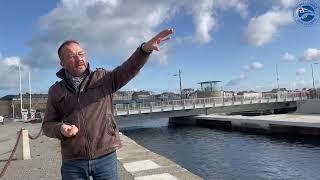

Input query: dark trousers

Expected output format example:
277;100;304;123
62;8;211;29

61;151;117;180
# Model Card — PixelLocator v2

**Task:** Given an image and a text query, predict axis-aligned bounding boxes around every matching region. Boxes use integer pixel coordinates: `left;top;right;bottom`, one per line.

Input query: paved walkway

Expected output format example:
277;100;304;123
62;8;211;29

0;122;61;180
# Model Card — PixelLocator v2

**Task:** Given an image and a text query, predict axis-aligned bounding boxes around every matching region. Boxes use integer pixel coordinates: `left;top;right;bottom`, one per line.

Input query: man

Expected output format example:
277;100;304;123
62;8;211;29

42;28;173;180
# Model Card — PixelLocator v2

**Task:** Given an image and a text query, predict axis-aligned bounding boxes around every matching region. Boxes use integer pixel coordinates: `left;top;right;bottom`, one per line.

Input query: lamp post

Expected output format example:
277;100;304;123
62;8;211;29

276;64;280;91
174;69;182;99
311;63;315;90
275;64;280;99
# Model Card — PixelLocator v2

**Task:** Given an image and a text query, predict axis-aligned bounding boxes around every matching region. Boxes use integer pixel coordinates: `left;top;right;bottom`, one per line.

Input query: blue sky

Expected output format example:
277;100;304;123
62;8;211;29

1;0;320;97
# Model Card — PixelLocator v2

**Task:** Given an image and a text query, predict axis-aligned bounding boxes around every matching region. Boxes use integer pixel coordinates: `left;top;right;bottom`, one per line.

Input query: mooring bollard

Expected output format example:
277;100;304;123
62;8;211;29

16;128;31;160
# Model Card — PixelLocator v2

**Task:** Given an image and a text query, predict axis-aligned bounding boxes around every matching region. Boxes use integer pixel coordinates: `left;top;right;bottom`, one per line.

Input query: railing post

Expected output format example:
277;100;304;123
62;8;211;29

114;105;117;116
203;99;205;108
16;129;31;160
193;100;196;109
183;100;185;110
172;101;174;110
222;97;225;106
213;98;215;107
150;102;153;113
241;97;244;104
250;99;253;104
127;104;130;115
161;101;164;111
138;103;141;114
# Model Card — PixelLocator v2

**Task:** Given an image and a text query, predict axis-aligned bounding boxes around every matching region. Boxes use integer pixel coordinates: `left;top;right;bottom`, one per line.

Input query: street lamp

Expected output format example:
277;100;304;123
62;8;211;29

174;69;182;99
311;63;319;98
311;63;316;90
276;64;280;92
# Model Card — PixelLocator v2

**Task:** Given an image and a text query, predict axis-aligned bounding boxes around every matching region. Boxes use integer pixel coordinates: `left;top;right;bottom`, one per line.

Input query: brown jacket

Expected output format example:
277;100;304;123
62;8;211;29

42;47;150;160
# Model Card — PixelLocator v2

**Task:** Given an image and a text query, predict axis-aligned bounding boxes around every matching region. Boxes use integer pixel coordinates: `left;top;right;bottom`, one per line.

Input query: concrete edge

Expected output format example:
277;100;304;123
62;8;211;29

117;133;203;180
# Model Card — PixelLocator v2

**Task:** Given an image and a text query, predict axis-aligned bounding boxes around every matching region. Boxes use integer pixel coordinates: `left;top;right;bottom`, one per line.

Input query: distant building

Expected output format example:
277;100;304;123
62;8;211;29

0;93;48;117
156;92;180;101
132;91;156;103
223;91;235;98
237;91;262;99
181;88;196;99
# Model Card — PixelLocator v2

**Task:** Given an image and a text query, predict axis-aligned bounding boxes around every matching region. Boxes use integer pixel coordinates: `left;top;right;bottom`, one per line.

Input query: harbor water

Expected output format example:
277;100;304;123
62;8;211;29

122;118;320;180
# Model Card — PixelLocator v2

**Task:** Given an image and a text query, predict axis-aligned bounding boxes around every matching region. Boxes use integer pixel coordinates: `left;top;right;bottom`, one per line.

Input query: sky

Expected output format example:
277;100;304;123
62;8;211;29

1;0;320;97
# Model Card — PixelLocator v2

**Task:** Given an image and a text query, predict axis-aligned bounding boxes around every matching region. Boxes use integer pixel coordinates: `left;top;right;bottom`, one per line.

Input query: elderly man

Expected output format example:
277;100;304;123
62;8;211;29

42;28;173;180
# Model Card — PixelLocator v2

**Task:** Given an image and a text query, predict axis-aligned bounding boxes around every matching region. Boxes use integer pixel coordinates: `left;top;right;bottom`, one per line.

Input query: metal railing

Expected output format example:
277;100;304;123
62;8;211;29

114;92;311;116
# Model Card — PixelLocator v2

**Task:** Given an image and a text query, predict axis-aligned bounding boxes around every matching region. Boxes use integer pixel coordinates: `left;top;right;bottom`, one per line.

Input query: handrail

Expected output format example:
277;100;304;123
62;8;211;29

114;92;312;116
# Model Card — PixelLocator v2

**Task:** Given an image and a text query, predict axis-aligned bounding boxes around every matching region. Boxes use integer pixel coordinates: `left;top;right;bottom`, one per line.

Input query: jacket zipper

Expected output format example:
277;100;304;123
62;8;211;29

77;95;93;159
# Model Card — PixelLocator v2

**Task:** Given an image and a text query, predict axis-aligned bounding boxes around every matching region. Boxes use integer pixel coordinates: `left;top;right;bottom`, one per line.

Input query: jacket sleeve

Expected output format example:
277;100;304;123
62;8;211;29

108;44;151;93
42;87;65;140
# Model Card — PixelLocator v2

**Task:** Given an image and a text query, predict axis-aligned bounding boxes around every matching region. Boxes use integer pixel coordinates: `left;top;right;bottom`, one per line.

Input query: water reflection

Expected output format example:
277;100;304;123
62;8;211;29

122;118;320;180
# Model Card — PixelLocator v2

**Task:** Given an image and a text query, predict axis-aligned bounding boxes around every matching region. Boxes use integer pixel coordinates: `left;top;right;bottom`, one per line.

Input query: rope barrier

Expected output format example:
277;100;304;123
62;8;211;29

28;128;43;140
0;129;22;178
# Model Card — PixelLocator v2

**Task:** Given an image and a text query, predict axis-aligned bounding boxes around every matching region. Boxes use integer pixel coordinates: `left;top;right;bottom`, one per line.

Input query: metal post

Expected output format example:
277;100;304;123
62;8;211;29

127;104;130;115
276;64;280;92
114;105;117;116
19;65;23;117
311;63;315;90
138;103;141;114
161;102;164;111
150;102;152;113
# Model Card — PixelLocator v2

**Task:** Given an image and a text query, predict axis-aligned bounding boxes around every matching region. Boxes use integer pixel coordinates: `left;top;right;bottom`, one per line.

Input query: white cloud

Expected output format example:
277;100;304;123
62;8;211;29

242;61;264;71
0;56;30;92
243;10;293;47
192;1;217;44
252;62;264;69
214;0;248;17
296;68;305;76
272;0;297;8
226;73;248;86
303;48;320;61
282;52;296;62
23;0;248;68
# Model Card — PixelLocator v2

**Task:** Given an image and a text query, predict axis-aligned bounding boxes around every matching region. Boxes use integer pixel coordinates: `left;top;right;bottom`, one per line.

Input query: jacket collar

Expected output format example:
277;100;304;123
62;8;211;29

56;63;92;80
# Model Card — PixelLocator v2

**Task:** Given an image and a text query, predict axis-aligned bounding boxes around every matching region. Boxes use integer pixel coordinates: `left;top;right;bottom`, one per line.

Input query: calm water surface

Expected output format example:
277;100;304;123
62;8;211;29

122;118;320;180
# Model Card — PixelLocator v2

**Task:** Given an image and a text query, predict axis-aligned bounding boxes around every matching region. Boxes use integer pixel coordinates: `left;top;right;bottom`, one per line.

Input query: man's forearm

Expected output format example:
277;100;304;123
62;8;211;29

42;121;65;140
109;44;151;92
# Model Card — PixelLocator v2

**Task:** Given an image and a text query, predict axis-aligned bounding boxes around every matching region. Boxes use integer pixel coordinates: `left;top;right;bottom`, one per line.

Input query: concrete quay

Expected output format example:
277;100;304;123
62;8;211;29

171;114;320;136
0;122;201;180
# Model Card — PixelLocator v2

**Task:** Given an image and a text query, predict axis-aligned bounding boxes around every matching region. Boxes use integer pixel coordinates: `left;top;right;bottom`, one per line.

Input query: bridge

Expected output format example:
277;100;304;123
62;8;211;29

113;92;309;126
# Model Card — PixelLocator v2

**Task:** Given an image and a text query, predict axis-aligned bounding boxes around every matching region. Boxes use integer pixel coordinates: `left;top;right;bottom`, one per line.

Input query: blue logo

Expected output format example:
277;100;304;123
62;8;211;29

293;0;320;26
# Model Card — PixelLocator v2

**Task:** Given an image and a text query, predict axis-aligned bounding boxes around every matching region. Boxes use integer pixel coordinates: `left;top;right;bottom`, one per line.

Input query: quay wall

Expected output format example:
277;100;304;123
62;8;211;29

295;99;320;114
169;114;320;136
117;133;203;180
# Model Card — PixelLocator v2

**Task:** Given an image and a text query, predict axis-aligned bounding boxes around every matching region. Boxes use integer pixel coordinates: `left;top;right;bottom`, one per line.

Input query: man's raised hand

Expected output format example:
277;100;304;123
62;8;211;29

142;28;174;52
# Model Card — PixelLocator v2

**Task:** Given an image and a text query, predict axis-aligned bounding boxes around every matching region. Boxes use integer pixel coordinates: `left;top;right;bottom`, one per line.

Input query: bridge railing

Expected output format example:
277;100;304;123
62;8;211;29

113;92;309;116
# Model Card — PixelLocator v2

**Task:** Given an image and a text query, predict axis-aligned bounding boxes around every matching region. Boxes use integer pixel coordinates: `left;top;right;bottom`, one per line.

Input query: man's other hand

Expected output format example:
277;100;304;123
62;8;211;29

142;28;174;52
60;124;79;137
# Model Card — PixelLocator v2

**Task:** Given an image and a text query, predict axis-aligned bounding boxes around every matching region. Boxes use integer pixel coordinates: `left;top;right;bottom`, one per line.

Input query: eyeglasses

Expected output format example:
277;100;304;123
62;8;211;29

66;51;86;61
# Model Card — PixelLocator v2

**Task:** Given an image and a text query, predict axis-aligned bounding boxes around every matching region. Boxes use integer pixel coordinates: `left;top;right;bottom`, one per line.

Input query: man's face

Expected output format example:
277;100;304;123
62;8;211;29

60;43;88;76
